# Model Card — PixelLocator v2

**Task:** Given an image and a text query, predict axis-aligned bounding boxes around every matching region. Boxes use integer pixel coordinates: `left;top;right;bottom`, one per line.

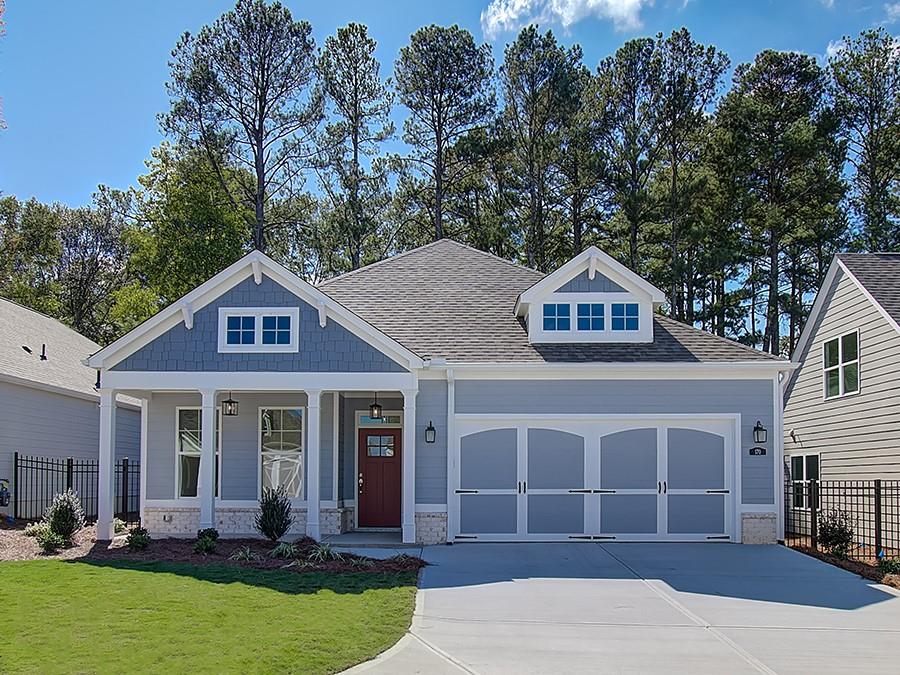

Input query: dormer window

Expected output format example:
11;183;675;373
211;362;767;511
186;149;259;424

611;303;639;331
543;303;571;331
218;307;300;353
577;303;605;331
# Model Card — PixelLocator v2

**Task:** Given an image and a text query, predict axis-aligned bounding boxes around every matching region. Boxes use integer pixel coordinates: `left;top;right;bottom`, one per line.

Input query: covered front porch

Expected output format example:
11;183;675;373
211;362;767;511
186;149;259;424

95;371;426;544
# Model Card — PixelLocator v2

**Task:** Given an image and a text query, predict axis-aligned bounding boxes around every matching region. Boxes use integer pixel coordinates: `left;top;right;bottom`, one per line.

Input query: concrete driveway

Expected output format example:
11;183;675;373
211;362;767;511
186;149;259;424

347;543;900;674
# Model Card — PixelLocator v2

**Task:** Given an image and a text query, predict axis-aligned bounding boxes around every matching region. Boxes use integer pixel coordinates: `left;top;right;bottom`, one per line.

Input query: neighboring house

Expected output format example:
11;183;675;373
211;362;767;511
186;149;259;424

0;298;140;515
86;240;791;545
784;253;900;496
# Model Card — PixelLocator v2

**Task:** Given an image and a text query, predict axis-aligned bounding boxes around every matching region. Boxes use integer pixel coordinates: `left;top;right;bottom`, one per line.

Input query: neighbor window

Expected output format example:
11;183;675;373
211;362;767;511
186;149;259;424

218;307;299;352
823;331;859;399
542;303;571;331
176;408;220;498
260;408;304;498
611;303;639;331
790;454;819;509
577;303;605;331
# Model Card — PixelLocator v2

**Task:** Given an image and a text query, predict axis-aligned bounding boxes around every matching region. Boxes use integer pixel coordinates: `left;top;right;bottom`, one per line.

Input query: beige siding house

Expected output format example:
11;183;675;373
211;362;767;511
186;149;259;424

784;253;900;482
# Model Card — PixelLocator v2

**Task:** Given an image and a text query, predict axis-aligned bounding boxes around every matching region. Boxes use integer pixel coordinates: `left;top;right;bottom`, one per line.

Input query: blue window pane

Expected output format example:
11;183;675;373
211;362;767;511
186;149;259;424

543;304;557;318
577;303;604;331
611;317;624;331
543;317;555;331
262;316;276;330
592;318;604;330
577;317;590;330
593;304;604;316
227;316;241;330
241;316;255;331
577;303;590;316
557;304;570;317
557;317;570;330
277;316;290;330
611;303;638;331
626;317;639;330
262;331;276;345
240;330;255;344
226;330;241;345
276;330;291;344
626;304;638;317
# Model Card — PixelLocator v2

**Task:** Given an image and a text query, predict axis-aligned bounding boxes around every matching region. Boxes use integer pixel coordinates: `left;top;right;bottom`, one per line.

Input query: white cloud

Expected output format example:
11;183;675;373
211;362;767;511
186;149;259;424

480;0;652;40
886;2;900;23
820;0;835;8
825;39;845;59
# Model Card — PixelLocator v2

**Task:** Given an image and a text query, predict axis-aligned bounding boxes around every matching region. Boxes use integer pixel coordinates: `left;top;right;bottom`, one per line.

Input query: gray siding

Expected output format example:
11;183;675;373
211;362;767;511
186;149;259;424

417;380;448;504
784;268;900;479
112;276;406;373
555;270;626;293
0;381;139;501
455;379;775;504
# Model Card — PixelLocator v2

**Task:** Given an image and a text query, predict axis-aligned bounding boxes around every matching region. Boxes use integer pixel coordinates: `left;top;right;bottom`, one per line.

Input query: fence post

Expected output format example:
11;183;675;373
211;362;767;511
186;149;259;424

13;452;18;520
875;479;883;558
810;479;818;550
66;457;74;491
121;458;129;522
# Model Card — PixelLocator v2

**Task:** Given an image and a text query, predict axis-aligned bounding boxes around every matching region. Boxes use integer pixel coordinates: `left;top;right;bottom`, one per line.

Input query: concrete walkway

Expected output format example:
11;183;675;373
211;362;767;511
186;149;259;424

345;543;900;674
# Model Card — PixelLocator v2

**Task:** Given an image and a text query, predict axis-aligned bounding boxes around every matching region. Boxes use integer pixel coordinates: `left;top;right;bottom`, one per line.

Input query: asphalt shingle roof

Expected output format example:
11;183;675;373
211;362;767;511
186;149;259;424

838;253;900;327
320;239;781;363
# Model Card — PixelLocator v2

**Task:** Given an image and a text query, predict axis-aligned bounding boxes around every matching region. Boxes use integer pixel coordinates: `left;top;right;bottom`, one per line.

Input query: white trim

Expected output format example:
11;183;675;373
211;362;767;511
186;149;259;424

332;392;339;505
420;362;793;380
415;503;447;513
0;372;140;409
101;371;417;392
740;504;778;514
139;396;149;523
180;301;194;330
402;389;418;543
529;297;653;344
85;250;424;371
251;259;262;285
445;368;456;543
257;405;306;501
821;328;860;400
353;408;403;530
217;307;300;354
174;405;222;500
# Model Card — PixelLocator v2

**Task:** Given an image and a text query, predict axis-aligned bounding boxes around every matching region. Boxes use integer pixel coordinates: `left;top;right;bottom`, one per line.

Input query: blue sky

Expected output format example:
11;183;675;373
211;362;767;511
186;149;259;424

0;0;896;207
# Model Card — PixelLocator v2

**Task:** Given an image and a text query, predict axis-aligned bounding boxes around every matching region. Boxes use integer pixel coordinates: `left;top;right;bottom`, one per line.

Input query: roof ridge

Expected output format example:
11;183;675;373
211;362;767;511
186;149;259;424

0;296;98;347
438;238;544;278
654;313;784;361
318;239;449;286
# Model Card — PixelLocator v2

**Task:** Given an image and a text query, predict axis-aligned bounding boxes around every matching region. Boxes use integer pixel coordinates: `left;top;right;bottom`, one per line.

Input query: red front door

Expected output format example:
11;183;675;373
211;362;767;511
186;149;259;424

358;428;402;528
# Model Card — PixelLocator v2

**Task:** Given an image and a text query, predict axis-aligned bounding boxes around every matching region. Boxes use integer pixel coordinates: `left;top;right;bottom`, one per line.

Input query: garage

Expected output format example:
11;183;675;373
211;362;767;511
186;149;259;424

451;416;737;542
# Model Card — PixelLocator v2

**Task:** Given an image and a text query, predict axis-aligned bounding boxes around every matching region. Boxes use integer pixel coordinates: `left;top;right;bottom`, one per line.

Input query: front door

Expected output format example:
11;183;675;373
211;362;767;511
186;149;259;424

358;428;402;528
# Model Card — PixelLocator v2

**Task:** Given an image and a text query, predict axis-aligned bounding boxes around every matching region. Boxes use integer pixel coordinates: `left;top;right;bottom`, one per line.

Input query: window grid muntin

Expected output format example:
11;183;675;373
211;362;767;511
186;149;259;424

576;303;605;331
260;407;304;499
823;331;859;399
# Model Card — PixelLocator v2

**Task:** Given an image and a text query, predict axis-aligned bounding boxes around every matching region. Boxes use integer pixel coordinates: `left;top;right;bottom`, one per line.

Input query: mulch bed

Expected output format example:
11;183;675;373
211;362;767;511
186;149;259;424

0;522;426;575
789;544;900;591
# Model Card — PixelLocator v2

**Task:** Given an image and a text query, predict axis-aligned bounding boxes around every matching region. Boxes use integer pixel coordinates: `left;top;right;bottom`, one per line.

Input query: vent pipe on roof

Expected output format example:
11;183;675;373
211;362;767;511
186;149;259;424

40;344;47;361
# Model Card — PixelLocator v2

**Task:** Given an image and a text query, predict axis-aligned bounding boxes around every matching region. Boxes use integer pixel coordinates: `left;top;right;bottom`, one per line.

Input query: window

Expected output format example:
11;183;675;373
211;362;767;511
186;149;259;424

358;413;402;427
790;454;820;508
611;303;639;331
366;434;395;457
824;331;859;399
218;307;299;352
176;408;220;498
577;303;605;331
260;408;303;498
543;303;571;331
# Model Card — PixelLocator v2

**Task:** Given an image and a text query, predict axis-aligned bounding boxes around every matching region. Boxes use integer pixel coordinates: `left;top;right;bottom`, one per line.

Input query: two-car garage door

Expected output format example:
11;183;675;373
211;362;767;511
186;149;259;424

452;417;736;542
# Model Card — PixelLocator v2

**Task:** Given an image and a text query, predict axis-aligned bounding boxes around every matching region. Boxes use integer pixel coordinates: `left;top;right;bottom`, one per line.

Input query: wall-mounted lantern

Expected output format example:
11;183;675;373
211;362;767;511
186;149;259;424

425;421;436;444
753;420;767;445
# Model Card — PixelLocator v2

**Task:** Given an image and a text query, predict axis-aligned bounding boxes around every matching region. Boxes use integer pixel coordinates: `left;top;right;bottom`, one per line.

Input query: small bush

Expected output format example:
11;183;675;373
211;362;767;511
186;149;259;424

24;522;49;538
818;509;855;558
878;557;900;575
308;542;343;563
194;536;217;555
36;529;66;554
197;527;219;542
230;545;260;561
269;541;298;559
114;518;127;534
126;527;151;551
44;489;85;539
255;487;293;541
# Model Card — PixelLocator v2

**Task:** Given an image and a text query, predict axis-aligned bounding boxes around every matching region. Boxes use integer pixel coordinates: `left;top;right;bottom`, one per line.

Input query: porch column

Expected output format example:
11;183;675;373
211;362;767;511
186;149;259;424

306;389;322;540
402;388;418;544
96;388;117;541
198;389;217;530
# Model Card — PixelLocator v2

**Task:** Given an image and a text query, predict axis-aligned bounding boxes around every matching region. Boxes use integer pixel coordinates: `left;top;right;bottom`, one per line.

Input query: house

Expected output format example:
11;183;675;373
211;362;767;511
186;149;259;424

0;298;140;518
784;253;900;493
85;240;791;544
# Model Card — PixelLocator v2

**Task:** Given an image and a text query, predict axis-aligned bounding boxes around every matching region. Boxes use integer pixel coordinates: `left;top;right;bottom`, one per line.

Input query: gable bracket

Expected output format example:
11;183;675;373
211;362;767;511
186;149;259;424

180;301;194;330
317;301;327;328
588;254;600;281
251;260;262;285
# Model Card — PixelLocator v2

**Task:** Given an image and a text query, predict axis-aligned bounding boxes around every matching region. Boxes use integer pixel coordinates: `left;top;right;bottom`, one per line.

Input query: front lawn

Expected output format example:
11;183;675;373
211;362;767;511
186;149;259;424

1;560;416;674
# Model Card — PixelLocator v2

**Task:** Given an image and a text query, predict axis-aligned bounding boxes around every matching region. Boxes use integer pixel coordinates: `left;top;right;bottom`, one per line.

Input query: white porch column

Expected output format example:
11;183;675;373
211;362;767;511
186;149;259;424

402;388;418;544
306;390;322;540
198;389;217;530
96;388;117;541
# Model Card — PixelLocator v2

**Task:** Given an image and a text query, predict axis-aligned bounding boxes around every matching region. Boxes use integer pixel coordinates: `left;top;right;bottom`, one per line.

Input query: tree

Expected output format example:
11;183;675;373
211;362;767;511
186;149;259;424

162;0;322;251
501;26;583;271
394;25;494;241
830;28;900;251
318;23;394;270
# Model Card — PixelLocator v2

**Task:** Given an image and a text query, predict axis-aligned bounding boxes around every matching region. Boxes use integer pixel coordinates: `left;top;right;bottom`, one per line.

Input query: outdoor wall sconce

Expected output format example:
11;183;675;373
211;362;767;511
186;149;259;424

222;392;240;417
425;421;436;444
753;420;767;444
369;392;383;420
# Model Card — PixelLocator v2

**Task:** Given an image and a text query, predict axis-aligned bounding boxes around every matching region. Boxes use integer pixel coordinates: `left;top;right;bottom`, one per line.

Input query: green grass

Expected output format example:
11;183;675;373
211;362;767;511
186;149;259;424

0;560;417;674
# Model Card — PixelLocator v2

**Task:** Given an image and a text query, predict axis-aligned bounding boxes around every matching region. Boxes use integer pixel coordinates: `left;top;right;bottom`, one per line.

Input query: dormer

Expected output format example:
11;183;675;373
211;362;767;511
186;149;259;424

515;246;666;344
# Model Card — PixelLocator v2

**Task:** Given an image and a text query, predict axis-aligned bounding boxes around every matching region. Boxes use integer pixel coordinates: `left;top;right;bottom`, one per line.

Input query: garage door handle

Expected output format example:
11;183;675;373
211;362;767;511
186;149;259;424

568;489;593;494
658;481;661;494
705;489;730;494
455;489;479;494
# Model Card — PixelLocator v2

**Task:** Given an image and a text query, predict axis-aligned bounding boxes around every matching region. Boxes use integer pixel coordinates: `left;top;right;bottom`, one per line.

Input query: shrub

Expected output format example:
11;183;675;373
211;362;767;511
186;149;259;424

36;529;66;554
308;543;343;563
230;545;260;561
818;509;855;558
878;557;900;575
255;487;293;541
24;522;49;538
43;489;85;539
114;518;127;534
197;528;219;542
269;541;298;559
194;536;217;555
126;527;151;551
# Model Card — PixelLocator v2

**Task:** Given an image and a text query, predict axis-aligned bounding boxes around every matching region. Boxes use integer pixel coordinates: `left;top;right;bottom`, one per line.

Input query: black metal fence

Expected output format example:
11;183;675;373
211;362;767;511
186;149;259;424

784;478;900;563
13;453;140;524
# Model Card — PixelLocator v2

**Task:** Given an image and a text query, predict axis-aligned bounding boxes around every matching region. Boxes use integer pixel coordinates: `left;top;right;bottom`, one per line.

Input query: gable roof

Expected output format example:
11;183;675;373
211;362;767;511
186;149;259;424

320;239;783;364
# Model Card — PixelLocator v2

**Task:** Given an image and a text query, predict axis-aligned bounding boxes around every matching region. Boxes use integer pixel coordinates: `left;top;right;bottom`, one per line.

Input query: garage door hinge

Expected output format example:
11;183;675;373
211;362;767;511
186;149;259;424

706;535;730;540
455;489;479;494
568;489;616;494
455;535;478;540
593;535;616;540
568;535;594;540
705;489;730;494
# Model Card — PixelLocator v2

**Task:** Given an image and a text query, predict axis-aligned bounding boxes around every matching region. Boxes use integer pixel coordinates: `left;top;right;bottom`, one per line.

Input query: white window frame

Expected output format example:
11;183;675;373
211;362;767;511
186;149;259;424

174;406;222;500
789;453;820;510
217;307;300;353
541;302;572;332
610;301;640;332
258;406;306;501
822;329;859;400
529;293;653;344
575;302;605;332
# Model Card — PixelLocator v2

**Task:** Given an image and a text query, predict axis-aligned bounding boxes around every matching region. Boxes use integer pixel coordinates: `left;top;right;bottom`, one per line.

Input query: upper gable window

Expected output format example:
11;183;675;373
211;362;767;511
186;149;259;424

824;331;859;399
611;302;639;331
577;303;604;331
543;303;571;331
218;307;300;353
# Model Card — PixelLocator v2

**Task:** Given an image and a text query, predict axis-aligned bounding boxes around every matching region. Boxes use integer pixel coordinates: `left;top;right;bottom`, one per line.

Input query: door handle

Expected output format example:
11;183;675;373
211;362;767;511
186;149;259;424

658;481;661;494
358;473;363;495
663;481;667;494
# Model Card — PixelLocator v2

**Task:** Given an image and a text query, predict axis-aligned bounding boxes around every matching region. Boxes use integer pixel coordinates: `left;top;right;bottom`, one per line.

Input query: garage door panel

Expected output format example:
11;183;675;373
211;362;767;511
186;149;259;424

460;429;517;490
460;494;517;534
667;429;725;490
600;494;658;534
527;429;584;490
600;429;657;490
667;494;726;534
527;494;584;534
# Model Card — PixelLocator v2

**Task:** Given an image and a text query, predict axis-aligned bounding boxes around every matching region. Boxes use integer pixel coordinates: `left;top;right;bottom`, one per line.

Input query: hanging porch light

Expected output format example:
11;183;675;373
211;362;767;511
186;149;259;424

222;392;240;417
369;392;383;421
